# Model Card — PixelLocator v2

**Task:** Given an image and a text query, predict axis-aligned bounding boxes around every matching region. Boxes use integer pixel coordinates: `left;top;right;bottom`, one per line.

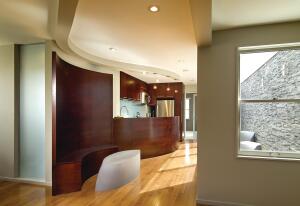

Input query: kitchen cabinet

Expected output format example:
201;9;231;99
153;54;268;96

120;72;185;141
120;72;148;100
120;72;128;99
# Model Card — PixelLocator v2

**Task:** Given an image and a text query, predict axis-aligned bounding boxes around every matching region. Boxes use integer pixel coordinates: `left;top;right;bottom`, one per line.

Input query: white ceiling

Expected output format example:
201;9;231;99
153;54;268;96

69;0;198;84
0;0;300;84
0;0;50;45
212;0;300;30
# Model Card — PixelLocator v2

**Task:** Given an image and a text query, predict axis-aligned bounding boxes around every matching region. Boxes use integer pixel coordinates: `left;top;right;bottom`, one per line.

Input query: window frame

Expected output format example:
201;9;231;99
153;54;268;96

236;42;300;161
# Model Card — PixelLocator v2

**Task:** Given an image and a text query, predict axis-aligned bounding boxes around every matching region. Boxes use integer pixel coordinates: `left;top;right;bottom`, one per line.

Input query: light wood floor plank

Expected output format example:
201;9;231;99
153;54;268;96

0;142;204;206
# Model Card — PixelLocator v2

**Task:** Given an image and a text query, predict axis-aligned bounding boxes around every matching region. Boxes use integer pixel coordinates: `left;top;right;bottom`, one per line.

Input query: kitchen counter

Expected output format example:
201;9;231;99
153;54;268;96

113;116;180;158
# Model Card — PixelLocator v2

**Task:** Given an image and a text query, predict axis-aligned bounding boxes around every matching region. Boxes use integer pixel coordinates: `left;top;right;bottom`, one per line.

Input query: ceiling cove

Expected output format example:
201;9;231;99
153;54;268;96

54;0;212;84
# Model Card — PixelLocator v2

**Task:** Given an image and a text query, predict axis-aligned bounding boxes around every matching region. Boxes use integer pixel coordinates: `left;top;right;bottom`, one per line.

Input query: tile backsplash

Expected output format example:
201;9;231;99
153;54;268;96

120;99;149;118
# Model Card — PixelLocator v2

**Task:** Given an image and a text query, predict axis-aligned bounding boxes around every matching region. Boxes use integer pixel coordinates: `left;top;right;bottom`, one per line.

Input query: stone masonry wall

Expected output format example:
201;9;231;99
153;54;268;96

241;50;300;151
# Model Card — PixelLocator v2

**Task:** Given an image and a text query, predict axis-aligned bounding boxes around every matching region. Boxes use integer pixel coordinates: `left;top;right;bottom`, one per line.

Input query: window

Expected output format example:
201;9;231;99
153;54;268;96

185;98;190;120
237;43;300;160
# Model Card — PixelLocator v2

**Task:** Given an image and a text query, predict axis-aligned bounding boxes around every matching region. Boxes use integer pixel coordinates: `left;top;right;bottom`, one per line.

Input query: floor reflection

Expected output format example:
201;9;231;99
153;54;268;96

141;142;197;193
0;141;198;206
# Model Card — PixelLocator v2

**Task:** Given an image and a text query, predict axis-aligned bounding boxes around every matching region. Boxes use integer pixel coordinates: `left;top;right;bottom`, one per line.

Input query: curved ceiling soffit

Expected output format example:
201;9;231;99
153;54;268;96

54;0;181;81
67;38;181;80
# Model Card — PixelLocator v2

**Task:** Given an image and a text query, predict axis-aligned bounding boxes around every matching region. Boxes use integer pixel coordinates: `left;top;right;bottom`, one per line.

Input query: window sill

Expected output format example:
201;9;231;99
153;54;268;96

237;151;300;162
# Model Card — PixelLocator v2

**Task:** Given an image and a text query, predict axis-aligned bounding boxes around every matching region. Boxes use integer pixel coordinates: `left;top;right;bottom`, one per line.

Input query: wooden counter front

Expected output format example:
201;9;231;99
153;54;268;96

113;117;180;158
113;116;180;158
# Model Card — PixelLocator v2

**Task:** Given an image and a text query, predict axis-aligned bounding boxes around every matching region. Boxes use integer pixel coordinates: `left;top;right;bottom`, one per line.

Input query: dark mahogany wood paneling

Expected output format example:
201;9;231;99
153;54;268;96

113;117;180;158
52;53;57;164
120;71;148;100
52;52;118;195
54;53;113;160
53;146;118;195
53;162;81;195
81;147;118;182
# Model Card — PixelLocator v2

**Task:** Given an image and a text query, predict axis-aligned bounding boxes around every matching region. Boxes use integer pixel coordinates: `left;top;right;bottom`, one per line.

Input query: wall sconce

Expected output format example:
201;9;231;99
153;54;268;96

166;87;170;91
153;85;157;90
174;90;178;93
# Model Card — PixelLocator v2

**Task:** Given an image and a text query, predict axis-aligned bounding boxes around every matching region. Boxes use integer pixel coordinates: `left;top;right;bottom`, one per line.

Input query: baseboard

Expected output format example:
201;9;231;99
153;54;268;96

0;176;52;187
197;198;253;206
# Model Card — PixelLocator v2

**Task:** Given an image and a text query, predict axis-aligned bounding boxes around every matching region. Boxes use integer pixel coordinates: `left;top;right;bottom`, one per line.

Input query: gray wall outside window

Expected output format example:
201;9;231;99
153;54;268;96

240;50;300;151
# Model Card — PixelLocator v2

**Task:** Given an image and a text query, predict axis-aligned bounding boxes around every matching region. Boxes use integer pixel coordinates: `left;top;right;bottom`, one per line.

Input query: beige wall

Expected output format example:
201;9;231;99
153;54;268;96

197;22;300;206
0;45;19;178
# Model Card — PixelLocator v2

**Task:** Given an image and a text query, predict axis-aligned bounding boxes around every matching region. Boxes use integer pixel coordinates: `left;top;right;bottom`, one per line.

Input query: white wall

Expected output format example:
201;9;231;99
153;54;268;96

20;44;45;180
197;22;300;206
0;45;19;178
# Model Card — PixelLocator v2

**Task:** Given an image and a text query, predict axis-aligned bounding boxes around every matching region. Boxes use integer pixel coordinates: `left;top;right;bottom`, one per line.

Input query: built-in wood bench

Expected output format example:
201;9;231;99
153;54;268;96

53;145;118;195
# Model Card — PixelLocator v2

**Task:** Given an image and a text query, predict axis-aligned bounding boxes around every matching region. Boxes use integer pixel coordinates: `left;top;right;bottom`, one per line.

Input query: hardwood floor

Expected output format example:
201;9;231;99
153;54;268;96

0;142;199;206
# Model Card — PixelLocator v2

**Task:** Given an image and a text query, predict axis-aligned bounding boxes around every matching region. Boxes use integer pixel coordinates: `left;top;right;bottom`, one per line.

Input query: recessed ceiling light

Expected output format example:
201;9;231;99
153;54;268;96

142;71;147;75
182;69;189;72
156;79;160;83
109;47;116;52
149;5;159;13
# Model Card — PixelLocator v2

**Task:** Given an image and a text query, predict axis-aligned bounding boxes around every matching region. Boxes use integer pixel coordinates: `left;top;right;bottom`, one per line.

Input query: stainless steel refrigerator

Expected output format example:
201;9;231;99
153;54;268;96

156;100;175;117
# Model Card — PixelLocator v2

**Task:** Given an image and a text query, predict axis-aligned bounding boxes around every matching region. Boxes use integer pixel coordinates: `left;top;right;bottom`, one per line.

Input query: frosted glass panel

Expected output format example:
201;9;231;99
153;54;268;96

20;44;45;180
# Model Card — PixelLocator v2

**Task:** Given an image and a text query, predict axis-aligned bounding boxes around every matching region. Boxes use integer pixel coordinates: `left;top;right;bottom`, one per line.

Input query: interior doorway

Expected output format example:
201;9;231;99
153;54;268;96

184;93;197;140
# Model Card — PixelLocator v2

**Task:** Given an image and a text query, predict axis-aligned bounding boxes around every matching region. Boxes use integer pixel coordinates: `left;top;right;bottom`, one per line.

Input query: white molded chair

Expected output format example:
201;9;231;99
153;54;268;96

95;150;140;192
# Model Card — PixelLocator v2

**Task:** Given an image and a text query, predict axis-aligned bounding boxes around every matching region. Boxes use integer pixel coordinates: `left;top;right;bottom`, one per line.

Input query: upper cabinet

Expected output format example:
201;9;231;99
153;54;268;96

120;72;185;113
120;72;148;100
120;72;128;99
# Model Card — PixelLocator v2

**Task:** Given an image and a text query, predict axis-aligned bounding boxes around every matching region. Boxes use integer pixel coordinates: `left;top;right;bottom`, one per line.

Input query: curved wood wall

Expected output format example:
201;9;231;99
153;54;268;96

51;53;182;195
52;53;117;195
